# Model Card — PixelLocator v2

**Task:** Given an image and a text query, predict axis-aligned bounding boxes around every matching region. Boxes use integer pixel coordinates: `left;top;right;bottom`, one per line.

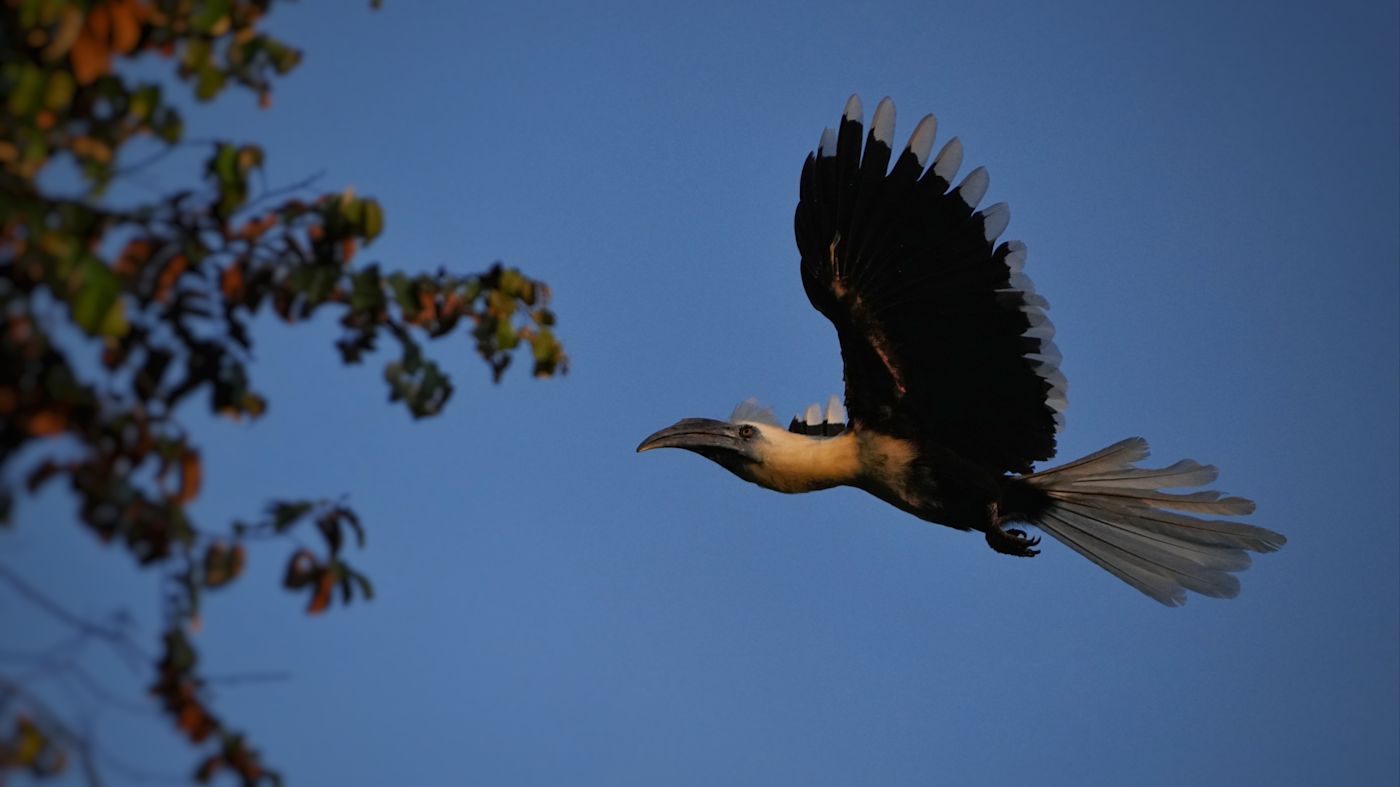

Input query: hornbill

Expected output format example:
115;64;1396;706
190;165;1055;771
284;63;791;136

638;96;1285;606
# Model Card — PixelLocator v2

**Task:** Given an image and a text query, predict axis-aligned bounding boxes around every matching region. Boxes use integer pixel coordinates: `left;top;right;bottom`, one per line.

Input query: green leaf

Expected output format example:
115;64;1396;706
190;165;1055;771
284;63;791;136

43;70;74;112
195;66;227;101
208;143;248;214
294;263;339;306
8;64;44;117
349;265;384;311
183;38;212;71
156;110;184;143
263;39;303;74
361;198;384;242
213;143;237;183
130;84;161;121
270;501;314;532
495;319;518;350
191;0;231;35
71;259;129;337
350;570;374;601
388;273;419;317
339;195;364;225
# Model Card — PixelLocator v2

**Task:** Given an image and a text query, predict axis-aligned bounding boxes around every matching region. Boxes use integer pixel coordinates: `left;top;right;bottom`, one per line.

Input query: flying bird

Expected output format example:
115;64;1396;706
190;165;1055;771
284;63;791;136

637;96;1285;606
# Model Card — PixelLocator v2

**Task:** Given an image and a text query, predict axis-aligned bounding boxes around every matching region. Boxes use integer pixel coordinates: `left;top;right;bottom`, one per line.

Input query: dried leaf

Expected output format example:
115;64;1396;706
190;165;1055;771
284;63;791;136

153;254;188;303
220;262;245;299
307;571;334;615
70;24;110;85
110;0;144;54
25;410;68;436
176;450;201;503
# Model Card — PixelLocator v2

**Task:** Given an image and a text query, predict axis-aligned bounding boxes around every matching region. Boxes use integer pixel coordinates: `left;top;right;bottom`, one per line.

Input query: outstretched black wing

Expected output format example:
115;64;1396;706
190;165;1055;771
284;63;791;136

794;95;1066;475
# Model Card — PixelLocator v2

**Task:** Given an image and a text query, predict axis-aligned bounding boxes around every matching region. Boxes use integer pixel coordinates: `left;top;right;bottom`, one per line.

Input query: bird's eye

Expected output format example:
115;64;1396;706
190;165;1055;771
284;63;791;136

739;425;756;439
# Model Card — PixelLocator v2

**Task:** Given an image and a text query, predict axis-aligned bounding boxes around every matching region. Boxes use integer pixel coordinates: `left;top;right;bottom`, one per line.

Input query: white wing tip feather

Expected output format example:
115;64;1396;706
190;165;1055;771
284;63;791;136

981;202;1010;243
907;114;938;166
932;137;963;182
1005;240;1028;274
958;166;989;208
871;97;895;146
825;394;846;424
843;94;863;123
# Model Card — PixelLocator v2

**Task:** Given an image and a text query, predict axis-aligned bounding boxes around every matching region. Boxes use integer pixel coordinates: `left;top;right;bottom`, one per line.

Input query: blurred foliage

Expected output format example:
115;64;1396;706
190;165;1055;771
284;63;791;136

0;0;566;784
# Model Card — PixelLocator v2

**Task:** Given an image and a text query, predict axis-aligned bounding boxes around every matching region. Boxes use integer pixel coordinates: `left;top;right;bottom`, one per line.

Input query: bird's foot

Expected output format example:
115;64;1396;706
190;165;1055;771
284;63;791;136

985;525;1041;558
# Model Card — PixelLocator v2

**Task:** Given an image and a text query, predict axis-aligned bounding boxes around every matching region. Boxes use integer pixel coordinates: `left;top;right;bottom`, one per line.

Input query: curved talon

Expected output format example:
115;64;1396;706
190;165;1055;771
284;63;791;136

985;525;1042;558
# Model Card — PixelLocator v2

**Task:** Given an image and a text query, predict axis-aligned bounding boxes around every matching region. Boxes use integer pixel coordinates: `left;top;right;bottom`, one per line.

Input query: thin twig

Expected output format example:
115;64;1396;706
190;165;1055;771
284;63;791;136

202;669;292;686
0;563;129;644
111;137;221;178
241;169;327;214
0;562;152;672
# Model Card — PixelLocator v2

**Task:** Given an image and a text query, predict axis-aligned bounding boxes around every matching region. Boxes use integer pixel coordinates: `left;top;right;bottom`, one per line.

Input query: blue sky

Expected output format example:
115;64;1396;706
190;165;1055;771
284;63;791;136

5;1;1398;785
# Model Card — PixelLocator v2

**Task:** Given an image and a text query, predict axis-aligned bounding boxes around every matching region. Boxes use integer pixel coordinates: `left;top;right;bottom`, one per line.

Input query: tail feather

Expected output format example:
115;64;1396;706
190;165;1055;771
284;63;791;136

1023;437;1286;606
1039;507;1243;603
1057;459;1219;489
1054;486;1255;515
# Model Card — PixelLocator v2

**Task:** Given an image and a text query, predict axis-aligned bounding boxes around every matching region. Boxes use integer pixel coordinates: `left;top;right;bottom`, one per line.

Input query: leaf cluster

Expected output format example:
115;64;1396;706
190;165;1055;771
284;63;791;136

1;1;566;783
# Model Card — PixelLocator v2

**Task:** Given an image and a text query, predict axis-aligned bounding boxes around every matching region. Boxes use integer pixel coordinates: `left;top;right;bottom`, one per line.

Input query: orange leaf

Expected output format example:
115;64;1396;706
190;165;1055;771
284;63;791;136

115;239;153;276
153;253;188;303
176;704;199;733
176;451;201;504
176;702;215;742
416;291;438;324
237;213;277;241
308;571;335;615
109;0;143;54
220;262;245;299
70;28;110;85
340;237;356;264
25;410;67;436
88;5;111;43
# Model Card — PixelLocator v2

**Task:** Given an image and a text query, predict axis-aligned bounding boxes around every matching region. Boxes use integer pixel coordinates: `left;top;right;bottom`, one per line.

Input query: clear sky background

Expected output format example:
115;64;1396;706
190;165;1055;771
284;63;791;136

5;1;1398;785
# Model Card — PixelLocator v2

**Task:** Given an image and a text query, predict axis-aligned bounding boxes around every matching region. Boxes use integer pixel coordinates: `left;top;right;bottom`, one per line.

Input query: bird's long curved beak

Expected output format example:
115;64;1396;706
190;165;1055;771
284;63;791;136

636;418;742;453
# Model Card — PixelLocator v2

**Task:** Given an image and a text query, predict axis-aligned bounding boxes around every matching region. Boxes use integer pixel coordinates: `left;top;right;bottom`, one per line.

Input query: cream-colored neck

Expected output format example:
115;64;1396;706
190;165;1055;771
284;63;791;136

741;423;862;494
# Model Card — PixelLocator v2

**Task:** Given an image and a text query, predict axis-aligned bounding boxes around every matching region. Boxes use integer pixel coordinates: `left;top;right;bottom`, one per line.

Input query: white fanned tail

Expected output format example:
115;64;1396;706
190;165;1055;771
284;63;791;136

1022;438;1286;606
